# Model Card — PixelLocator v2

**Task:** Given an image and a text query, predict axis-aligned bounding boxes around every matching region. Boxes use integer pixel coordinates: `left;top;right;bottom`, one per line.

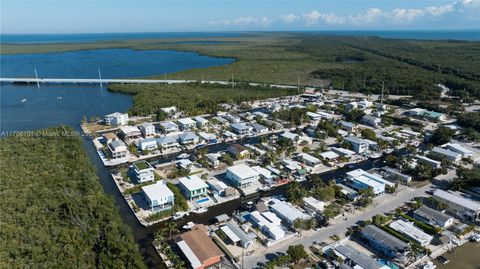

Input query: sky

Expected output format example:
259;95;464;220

1;0;479;34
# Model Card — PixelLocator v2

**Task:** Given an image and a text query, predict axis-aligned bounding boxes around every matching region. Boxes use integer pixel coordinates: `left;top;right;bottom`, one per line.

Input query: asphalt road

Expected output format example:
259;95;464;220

243;183;432;269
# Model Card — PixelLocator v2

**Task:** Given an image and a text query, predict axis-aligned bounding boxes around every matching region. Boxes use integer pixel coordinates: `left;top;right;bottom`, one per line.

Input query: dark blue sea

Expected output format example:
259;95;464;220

1;30;478;43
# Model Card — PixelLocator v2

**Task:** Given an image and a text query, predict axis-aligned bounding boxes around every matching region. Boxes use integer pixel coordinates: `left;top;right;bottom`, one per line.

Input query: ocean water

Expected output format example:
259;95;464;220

0;49;234;132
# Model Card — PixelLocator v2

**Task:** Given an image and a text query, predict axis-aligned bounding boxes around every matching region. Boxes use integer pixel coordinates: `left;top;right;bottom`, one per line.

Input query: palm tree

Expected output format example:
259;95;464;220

153;229;166;247
165;221;179;239
406;243;423;264
330;234;341;245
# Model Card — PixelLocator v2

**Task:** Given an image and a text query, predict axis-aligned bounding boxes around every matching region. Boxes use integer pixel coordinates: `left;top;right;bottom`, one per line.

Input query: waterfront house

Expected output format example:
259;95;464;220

194;116;209;129
360;225;409;262
230;123;253;136
413;205;454;228
319;151;340;161
178;175;209;201
179;132;199;145
177;118;196;130
156;135;179;150
251;166;275;185
224;114;242;124
332;147;356;158
102;132;118;144
383;167;412;184
207;179;236;197
132;161;155;183
176;225;224;269
389;219;433;246
251;123;268;134
306;111;322;121
198;132;217;144
119;125;141;141
407;108;446;122
344;136;369;154
280;131;298;142
221;221;254;248
141;181;174;212
159;121;179;134
226;164;260;190
107;140;128;159
227;144;249;159
139;122;155;137
138;137;158;151
433;189;480;221
104;112;128;126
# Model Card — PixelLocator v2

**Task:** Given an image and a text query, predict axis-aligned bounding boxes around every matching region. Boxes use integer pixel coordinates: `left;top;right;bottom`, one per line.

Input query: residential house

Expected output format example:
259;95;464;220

339;121;358;133
384;167;412;184
326;244;389;269
176;225;224;269
413;205;454;228
251;123;268;134
178;118;196;130
416;155;442;168
207;179;236;197
179;132;199;145
132;161;155;183
119;126;141;141
249;210;285;241
296;152;321;167
226;164;260;190
141;181;174;212
269;199;310;226
178;175;209;201
320;151;340;161
159;121;179;134
206;153;220;167
433;189;480;221
198;132;217;144
224;114;242;124
227;144;249;159
251;166;275;185
194;116;209;129
446;143;473;158
231;123;253;136
362;115;381;128
303;196;325;215
306;111;322;121
344;136;369;154
431;147;462;163
138;137;158;151
345;169;394;196
104;112;128;126
107;140;129;159
221;221;254;249
332;147;356;158
156;135;179;150
102;132;118;144
360;225;409;262
280;131;298;143
139;122;155;137
389;219;433;246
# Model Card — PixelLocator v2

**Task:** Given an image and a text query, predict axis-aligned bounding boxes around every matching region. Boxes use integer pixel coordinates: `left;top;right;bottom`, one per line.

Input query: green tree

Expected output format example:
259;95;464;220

430;126;455;145
286;245;308;263
361;128;377;141
287;181;306;205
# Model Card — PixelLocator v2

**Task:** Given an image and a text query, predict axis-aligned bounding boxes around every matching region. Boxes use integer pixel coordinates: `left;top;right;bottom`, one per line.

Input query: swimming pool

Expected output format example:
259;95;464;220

378;259;400;269
196;197;210;204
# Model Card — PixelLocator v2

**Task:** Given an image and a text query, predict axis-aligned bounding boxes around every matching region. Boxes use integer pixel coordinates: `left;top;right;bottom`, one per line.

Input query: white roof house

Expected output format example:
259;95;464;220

251;166;274;182
139;122;155;137
416;155;442;168
303;196;325;214
297;153;321;166
249;210;285;241
332;147;356;157
141;181;174;211
389;219;433;246
446;143;473;157
177;118;196;130
280;131;298;141
320;151;340;160
120;125;141;138
431;147;462;162
104;112;128;126
345;169;393;195
269;199;310;225
160;121;179;133
178;175;208;192
139;137;158;151
194;116;209;127
226;164;260;189
306;111;322;121
433;189;480;221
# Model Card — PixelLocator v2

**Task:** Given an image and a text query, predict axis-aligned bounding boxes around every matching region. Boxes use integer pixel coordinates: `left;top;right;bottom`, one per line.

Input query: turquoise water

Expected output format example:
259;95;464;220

378;259;400;269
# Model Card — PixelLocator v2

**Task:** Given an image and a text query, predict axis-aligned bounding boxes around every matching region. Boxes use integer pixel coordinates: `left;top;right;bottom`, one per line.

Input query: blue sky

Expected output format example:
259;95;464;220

1;0;479;33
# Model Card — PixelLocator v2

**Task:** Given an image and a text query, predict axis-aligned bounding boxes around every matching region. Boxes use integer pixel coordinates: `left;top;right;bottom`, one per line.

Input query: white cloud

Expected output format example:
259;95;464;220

280;14;297;23
348;8;383;25
208;16;273;27
385;8;425;23
302;10;346;25
424;4;454;17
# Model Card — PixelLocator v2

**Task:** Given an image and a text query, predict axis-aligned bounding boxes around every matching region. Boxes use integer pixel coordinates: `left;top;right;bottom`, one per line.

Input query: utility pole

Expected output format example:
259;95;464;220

98;68;103;89
381;81;385;105
232;73;234;88
34;68;40;88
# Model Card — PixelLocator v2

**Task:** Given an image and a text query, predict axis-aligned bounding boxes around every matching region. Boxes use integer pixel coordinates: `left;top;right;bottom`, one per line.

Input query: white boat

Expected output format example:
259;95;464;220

172;211;189;220
182;221;195;230
57;96;62;100
258;185;271;192
176;153;190;159
192;207;207;214
422;261;436;269
369;153;382;159
21;98;27;103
